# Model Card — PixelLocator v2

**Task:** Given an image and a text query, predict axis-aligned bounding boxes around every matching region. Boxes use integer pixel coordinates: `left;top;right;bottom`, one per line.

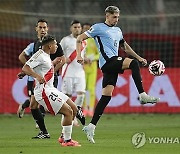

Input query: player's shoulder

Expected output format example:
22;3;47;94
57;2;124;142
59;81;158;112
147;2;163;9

91;23;103;28
60;34;72;43
26;42;35;48
32;49;44;59
62;34;72;40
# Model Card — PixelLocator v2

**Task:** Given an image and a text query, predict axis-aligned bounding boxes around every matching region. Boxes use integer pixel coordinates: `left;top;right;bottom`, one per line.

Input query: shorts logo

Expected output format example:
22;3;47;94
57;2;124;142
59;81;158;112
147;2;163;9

117;57;122;61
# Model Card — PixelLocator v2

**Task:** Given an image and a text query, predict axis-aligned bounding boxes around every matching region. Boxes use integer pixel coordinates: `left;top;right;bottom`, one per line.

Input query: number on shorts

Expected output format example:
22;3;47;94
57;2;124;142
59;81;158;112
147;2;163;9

49;92;58;101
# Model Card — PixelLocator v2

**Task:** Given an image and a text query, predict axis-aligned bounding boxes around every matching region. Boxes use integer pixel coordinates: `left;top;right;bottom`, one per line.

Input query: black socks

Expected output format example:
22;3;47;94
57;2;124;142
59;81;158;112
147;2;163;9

90;95;111;125
22;99;30;109
31;109;48;134
129;60;144;94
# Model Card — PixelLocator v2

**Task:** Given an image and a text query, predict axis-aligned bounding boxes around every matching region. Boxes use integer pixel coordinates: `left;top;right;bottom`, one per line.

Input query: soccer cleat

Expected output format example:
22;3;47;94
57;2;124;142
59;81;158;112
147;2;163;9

17;104;25;118
82;126;95;144
88;111;94;117
32;131;50;139
76;106;85;125
58;137;79;144
139;92;160;104
83;109;89;117
61;140;81;147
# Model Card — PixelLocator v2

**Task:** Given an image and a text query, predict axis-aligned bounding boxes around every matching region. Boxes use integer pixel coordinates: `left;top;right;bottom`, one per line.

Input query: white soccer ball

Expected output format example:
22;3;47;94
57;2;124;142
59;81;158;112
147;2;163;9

148;60;165;76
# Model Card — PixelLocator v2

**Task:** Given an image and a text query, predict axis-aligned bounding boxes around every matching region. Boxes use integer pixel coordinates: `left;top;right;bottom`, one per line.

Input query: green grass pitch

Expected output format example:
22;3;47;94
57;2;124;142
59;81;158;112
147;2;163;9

0;114;180;154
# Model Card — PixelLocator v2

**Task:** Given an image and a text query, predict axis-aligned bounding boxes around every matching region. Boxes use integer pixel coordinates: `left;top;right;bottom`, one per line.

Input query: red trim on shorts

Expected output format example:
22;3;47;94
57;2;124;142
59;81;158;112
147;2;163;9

42;88;55;115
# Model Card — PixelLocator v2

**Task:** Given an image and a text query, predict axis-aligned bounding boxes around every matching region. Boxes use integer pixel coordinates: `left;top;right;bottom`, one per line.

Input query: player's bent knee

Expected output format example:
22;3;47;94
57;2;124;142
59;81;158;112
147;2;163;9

65;99;77;118
102;85;114;96
129;59;139;69
59;103;73;117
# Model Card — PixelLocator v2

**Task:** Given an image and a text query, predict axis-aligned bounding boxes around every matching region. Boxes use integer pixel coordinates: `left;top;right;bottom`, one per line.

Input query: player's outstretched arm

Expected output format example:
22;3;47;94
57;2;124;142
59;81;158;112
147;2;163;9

123;42;147;66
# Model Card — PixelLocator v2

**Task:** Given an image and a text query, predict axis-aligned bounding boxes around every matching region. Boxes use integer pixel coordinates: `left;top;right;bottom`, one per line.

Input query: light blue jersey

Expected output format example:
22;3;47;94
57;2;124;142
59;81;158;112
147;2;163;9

85;23;123;68
23;43;35;81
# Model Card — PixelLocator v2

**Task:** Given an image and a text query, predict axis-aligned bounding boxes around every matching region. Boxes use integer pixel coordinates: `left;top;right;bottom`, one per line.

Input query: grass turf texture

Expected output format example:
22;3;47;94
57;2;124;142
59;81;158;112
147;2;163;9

0;114;180;154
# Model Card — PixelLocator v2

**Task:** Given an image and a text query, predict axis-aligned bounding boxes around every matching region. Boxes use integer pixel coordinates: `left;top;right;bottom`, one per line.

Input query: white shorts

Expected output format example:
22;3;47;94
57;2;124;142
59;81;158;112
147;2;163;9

36;87;69;115
61;77;86;95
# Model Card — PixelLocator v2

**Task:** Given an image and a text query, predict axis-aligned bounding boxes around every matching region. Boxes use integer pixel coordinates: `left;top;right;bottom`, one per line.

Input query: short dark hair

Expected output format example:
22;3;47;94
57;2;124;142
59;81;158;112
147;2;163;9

70;20;81;25
105;6;120;14
82;23;92;27
36;19;48;26
41;35;56;46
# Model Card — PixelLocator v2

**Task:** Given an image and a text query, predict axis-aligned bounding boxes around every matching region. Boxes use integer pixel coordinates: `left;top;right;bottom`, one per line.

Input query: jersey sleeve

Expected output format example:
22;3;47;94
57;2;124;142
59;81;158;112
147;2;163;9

24;43;34;56
84;24;100;38
26;50;43;68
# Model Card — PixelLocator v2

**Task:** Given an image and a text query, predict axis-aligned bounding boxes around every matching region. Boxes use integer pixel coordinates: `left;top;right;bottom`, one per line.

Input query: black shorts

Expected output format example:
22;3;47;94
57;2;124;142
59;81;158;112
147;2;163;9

101;56;125;88
27;81;34;96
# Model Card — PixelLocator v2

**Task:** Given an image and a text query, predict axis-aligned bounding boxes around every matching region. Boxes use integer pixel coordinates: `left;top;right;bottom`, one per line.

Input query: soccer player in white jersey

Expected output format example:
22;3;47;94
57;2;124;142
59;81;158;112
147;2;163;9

76;6;160;143
17;19;65;138
60;20;86;128
22;35;81;147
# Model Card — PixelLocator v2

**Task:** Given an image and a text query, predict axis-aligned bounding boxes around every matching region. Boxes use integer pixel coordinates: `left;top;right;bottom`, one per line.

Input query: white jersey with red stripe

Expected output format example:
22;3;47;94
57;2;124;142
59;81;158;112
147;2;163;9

26;49;54;99
60;34;86;78
26;49;69;115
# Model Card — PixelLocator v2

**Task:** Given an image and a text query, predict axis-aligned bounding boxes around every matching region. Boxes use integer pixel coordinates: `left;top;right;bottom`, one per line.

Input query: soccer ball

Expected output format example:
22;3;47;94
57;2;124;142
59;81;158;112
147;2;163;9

148;60;165;76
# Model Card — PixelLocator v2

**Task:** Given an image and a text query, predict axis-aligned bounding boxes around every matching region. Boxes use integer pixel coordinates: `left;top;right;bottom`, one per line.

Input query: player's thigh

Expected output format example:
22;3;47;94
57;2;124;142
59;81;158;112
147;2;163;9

122;58;133;70
43;87;69;115
65;98;77;116
59;102;73;116
61;77;73;96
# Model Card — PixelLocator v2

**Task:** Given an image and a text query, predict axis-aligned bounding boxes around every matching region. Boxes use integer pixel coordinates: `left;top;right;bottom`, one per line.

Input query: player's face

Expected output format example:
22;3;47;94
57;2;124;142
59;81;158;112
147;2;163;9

70;23;82;38
36;22;48;39
50;40;58;54
106;12;119;26
82;25;91;33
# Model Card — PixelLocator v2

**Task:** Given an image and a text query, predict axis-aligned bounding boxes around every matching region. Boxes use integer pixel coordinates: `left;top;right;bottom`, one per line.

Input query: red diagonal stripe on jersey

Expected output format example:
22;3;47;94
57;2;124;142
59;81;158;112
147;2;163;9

44;67;54;82
42;88;55;115
62;41;86;79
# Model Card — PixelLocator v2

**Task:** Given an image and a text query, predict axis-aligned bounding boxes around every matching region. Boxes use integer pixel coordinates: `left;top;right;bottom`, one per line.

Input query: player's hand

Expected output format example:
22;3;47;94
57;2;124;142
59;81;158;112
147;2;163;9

84;57;92;64
36;75;45;84
77;55;84;65
53;57;62;65
17;71;26;79
138;57;147;66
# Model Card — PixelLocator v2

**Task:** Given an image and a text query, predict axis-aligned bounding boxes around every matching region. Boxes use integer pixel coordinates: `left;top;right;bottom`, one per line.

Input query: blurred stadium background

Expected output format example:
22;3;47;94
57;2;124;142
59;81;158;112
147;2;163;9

0;0;180;114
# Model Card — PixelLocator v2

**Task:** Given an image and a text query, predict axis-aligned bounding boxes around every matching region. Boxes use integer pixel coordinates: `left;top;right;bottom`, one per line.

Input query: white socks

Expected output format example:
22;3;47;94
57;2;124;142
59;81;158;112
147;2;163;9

75;94;85;107
62;125;72;141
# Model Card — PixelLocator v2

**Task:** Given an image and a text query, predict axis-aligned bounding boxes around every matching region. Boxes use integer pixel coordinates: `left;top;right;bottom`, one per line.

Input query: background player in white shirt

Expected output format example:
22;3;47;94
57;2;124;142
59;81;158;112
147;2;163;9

60;20;86;126
22;35;81;147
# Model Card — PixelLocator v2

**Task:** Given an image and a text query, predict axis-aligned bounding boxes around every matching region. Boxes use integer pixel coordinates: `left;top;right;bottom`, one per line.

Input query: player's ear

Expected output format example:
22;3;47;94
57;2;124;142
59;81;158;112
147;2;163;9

35;26;38;32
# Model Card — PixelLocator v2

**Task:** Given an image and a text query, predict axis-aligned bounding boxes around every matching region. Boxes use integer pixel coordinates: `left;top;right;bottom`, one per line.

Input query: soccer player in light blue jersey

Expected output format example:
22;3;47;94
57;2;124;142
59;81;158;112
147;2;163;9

76;6;160;143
